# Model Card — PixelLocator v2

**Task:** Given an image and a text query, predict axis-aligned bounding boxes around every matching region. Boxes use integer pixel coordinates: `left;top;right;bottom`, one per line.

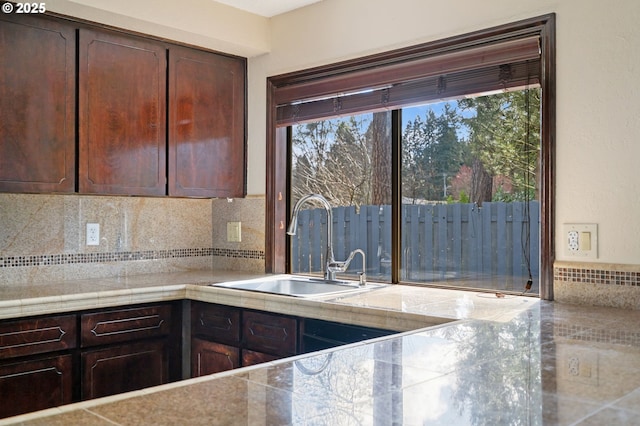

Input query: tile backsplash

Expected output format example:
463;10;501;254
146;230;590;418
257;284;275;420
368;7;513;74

0;193;265;285
3;192;637;311
554;261;640;309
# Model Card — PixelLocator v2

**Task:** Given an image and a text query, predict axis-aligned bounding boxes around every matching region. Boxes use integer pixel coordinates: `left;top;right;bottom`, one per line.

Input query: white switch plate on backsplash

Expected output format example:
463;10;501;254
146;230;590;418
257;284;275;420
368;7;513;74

227;221;241;242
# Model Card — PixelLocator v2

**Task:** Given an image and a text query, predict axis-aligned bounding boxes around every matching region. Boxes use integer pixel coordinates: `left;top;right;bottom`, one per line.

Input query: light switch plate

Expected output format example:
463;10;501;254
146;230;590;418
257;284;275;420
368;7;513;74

564;223;597;259
227;221;241;242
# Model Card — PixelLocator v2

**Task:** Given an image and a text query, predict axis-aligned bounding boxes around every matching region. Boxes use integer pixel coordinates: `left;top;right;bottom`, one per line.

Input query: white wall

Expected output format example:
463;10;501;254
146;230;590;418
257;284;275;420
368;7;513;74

47;0;270;56
247;0;640;266
44;0;640;266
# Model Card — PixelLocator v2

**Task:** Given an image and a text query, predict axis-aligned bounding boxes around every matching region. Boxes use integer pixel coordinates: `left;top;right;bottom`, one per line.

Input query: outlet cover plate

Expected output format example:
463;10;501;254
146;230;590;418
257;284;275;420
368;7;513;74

563;223;597;259
86;223;100;246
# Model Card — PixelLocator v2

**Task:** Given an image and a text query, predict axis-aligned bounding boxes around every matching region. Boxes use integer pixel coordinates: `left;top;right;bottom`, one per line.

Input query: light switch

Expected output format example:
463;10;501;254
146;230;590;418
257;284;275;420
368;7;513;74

227;222;241;242
579;232;591;251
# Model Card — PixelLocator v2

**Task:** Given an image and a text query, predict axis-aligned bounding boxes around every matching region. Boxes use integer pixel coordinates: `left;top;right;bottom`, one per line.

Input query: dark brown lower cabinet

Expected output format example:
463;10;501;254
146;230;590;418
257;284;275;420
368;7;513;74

190;304;299;376
0;355;73;419
79;303;180;400
0;299;396;419
242;310;298;357
0;313;77;419
0;302;180;420
191;337;240;377
81;340;168;400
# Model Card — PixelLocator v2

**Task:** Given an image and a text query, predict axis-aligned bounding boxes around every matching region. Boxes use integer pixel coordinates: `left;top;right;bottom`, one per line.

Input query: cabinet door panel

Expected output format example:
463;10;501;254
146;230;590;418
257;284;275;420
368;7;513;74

81;305;172;348
0;15;75;193
79;29;166;195
243;311;297;356
191;337;239;377
82;340;167;400
0;355;73;419
191;302;240;345
169;47;245;197
0;315;77;359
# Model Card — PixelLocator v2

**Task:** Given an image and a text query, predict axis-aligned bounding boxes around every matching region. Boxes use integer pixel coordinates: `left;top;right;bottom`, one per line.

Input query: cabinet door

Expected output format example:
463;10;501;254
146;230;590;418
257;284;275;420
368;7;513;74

0;355;73;419
78;28;167;196
243;311;297;357
82;340;167;400
191;302;240;346
168;46;246;197
0;14;75;193
191;337;239;377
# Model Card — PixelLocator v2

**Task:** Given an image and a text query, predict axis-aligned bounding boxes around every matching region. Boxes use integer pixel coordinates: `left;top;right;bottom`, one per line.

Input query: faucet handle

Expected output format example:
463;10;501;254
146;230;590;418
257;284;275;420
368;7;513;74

327;261;347;273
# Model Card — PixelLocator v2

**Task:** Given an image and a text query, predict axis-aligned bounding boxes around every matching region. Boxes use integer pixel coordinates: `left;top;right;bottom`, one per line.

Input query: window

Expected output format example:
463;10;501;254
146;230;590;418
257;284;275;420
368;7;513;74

290;112;393;282
267;15;555;298
400;91;540;293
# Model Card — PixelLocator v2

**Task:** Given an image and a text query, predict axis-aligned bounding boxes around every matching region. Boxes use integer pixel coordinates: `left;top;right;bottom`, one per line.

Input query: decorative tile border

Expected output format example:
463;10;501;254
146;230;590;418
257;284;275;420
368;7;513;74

554;266;640;287
554;322;640;347
0;248;264;268
211;248;264;260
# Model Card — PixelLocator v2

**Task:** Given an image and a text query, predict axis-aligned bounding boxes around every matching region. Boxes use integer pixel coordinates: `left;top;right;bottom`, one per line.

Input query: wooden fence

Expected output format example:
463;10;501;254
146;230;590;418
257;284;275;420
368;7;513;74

290;202;539;287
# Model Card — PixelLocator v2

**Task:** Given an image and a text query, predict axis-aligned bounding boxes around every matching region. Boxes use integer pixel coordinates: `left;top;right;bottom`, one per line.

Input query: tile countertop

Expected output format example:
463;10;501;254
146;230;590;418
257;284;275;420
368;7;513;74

1;271;640;425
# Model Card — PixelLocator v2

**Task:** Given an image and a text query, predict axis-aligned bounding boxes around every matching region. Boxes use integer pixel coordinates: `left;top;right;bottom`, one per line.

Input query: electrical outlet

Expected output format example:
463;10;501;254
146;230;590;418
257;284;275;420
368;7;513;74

87;223;100;246
564;224;597;259
568;230;579;251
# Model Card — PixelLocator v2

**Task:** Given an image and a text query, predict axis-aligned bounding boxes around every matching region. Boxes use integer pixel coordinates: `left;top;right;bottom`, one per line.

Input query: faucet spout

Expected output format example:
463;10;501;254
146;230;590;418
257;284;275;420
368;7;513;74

287;194;336;280
287;194;367;283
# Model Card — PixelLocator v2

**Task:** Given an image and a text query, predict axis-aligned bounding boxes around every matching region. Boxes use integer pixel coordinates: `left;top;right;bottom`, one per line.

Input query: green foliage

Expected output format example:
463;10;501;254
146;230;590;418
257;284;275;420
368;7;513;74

446;189;470;204
402;104;466;202
458;89;541;201
291;88;541;206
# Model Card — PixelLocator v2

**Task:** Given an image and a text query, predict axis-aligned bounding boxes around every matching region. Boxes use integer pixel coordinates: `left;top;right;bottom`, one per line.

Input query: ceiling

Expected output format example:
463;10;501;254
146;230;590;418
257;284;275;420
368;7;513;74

212;0;324;17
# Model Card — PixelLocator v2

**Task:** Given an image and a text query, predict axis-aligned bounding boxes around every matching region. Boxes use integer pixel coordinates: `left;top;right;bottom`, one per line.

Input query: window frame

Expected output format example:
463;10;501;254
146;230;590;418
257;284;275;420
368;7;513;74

266;14;555;300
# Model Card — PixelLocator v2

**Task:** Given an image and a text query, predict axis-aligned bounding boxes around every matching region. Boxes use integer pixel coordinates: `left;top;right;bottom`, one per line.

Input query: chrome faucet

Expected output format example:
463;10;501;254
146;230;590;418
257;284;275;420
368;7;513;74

287;194;366;284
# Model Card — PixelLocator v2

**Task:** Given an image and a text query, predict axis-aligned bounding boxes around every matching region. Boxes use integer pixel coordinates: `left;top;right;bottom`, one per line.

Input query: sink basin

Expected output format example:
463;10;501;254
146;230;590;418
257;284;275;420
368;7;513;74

211;275;383;298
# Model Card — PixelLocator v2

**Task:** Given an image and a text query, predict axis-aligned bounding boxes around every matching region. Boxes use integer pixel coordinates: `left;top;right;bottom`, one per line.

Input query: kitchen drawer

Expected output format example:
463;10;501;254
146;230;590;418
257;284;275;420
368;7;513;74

191;302;240;345
0;315;77;360
242;311;297;357
81;304;171;347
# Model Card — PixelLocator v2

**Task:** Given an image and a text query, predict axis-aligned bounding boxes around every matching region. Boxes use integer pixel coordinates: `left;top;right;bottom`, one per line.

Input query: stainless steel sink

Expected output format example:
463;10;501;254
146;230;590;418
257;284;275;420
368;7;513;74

211;275;383;298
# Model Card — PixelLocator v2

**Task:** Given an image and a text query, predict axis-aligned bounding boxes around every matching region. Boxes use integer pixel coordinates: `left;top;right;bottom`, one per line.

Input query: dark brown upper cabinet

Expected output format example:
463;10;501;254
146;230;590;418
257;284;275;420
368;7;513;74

168;46;246;198
0;14;76;193
1;13;246;198
78;28;167;196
